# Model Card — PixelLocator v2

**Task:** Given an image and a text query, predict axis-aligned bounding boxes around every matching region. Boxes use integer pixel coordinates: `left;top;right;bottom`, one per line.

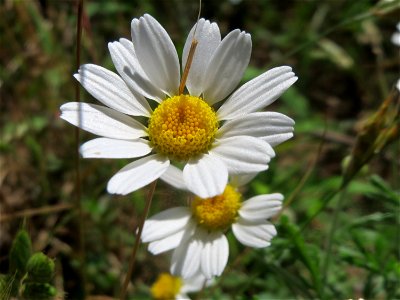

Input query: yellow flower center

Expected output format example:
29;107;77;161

191;185;242;231
151;273;182;300
148;95;218;161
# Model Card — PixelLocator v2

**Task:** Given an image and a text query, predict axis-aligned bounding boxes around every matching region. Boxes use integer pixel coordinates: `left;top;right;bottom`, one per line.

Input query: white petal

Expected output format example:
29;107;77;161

74;64;152;117
131;14;180;96
160;165;187;190
182;19;221;96
232;219;277;248
180;271;209;293
218;112;295;146
175;293;190;300
217;66;298;120
201;231;229;278
148;220;196;255
183;154;228;198
80;138;151;159
229;173;259;188
142;207;191;242
239;193;283;221
171;229;202;279
60;102;147;139
202;30;252;105
210;136;274;174
391;32;400;46
148;227;187;255
107;154;169;195
108;39;165;102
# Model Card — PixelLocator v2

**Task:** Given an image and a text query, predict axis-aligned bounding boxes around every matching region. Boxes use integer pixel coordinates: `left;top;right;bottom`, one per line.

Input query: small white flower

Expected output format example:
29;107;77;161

391;22;400;46
60;14;297;198
150;272;212;300
142;170;283;279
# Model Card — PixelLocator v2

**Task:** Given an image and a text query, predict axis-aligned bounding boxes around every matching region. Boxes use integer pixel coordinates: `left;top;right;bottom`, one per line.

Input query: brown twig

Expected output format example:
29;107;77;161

0;203;74;222
178;1;201;95
74;0;86;296
120;180;158;300
179;40;198;95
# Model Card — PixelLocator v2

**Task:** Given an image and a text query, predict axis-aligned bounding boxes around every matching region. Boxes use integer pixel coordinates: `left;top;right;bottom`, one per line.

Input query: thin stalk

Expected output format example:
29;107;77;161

320;187;348;297
178;0;201;94
74;0;86;295
179;40;198;94
276;123;327;219
120;180;158;300
0;203;74;222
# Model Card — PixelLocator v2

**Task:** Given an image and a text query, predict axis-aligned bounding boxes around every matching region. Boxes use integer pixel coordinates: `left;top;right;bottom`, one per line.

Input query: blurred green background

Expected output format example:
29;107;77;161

0;0;399;299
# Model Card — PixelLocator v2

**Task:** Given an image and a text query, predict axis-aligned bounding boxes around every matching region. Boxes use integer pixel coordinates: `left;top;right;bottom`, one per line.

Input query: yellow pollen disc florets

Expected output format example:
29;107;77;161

191;185;242;231
150;273;182;300
148;95;218;161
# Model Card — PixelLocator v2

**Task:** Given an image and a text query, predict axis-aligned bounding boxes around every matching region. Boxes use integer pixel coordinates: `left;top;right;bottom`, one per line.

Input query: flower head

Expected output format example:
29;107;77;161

150;272;212;300
60;14;297;198
142;170;283;279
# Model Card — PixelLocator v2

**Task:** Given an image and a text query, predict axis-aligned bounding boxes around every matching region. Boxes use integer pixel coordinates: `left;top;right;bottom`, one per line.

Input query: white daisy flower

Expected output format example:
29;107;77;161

391;22;400;46
142;169;283;279
60;14;297;198
150;272;212;300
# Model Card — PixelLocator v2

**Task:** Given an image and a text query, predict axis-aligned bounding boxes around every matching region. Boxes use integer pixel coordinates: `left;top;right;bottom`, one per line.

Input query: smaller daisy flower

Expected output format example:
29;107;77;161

142;168;283;279
151;272;212;300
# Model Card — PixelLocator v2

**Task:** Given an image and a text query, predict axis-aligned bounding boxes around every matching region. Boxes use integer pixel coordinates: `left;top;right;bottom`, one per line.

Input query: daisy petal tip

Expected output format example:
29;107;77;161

131;18;139;29
107;41;116;51
282;65;293;72
106;183;124;195
143;13;152;19
106;179;132;196
59;102;71;112
275;66;293;74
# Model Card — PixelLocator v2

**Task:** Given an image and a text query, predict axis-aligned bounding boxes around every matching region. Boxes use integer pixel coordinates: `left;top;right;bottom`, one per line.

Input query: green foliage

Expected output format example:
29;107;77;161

0;230;57;300
26;253;55;284
9;230;32;281
21;283;57;300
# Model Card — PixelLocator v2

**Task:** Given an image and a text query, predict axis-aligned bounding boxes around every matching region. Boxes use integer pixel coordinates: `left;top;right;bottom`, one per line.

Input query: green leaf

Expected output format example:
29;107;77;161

9;229;32;279
280;216;322;297
0;274;17;300
367;175;400;205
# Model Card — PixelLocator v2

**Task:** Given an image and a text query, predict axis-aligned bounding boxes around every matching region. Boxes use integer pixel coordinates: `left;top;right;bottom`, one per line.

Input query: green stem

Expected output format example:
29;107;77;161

320;187;348;298
120;180;158;300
